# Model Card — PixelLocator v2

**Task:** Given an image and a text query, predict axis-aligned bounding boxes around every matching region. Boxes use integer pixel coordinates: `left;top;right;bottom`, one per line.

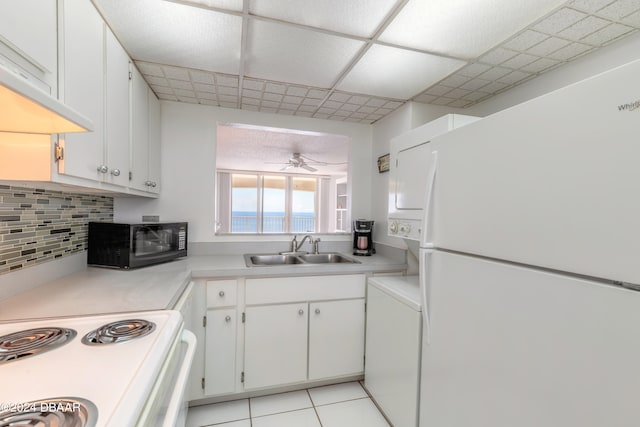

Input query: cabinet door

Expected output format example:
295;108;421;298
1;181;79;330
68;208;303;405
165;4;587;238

130;66;150;191
104;29;130;187
60;0;105;181
0;0;57;76
308;299;365;380
244;303;308;389
147;89;161;193
204;308;237;396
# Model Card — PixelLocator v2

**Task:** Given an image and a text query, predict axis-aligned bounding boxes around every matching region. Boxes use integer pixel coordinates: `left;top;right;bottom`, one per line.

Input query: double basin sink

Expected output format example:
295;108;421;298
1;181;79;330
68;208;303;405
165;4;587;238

245;252;361;267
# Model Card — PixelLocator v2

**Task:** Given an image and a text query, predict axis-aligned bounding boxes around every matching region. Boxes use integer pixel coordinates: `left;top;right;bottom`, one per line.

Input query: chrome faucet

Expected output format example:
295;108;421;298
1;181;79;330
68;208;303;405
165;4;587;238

290;234;320;253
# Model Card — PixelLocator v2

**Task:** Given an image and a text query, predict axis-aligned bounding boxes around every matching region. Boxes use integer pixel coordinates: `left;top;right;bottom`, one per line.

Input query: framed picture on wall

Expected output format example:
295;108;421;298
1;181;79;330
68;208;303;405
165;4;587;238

377;153;390;173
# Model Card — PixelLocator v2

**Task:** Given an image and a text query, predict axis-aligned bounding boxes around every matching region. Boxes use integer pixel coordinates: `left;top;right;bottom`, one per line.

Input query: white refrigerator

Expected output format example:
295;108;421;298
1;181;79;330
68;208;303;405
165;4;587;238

419;58;640;427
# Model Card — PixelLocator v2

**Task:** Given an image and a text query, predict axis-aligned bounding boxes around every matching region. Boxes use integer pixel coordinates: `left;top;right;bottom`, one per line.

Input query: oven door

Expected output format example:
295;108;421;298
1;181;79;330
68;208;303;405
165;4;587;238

136;328;197;427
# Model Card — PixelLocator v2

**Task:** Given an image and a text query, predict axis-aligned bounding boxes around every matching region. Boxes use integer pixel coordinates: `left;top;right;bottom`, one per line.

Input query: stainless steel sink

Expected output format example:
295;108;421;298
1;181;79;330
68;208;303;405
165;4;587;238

247;254;304;266
244;252;360;267
298;253;358;264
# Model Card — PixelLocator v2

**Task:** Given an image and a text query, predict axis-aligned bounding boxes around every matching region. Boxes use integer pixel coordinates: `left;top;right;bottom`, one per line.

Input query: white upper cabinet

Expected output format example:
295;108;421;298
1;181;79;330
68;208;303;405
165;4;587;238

131;66;161;194
0;0;58;91
59;0;131;187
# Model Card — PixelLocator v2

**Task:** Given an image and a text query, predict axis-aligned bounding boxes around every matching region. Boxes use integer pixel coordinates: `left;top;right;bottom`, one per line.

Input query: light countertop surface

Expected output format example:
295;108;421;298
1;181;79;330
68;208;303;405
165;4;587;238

0;252;406;322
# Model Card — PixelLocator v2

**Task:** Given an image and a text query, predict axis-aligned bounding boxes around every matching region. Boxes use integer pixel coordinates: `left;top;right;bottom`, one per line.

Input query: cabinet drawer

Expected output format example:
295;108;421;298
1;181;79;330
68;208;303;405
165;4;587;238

246;274;365;305
206;280;237;308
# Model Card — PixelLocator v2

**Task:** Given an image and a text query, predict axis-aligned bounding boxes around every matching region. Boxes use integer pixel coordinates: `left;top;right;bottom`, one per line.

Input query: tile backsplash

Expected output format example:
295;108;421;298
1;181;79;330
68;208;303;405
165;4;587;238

0;185;113;275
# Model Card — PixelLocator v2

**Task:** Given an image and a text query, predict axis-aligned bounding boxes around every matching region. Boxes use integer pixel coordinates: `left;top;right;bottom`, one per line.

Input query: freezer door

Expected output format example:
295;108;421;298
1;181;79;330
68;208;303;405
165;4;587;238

432;59;640;285
420;250;640;427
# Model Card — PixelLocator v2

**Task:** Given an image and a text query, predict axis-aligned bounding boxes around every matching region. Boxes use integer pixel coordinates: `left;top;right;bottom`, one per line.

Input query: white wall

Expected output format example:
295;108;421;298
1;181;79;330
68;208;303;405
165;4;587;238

115;102;372;243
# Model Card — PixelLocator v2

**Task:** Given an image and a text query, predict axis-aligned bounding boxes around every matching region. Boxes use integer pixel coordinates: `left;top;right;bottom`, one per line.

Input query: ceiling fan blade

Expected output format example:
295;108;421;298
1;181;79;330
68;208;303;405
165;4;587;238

280;164;293;171
302;164;317;172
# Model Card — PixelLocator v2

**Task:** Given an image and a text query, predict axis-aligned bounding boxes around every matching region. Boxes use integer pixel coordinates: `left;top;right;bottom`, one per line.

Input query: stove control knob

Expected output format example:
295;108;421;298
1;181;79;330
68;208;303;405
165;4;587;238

219;291;225;297
389;221;398;234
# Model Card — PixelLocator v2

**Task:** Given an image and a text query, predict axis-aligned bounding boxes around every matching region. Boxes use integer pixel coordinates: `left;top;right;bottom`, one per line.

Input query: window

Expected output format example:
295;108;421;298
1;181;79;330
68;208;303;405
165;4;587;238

222;173;319;233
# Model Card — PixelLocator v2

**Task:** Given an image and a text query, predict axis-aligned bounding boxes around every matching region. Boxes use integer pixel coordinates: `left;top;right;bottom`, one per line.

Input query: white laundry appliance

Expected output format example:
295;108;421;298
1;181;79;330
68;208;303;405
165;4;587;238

418;58;640;427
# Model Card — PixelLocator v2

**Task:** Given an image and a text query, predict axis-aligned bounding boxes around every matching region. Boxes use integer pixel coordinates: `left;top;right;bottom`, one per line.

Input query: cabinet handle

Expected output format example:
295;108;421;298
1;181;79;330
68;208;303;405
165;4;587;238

315;308;321;314
219;291;225;297
97;165;109;174
225;315;231;322
110;168;121;177
298;309;304;316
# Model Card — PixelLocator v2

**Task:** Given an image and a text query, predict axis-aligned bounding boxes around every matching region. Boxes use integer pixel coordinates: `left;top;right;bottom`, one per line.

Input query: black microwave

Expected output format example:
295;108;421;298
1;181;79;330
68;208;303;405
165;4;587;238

88;222;188;269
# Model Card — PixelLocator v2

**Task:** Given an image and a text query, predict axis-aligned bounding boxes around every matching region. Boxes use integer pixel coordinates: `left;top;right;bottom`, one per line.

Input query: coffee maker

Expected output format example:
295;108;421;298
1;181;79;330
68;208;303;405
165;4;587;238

353;219;375;256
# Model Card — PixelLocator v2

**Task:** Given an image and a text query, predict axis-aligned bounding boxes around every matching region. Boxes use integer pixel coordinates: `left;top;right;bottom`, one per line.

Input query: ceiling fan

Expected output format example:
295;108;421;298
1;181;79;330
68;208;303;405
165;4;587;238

268;153;321;172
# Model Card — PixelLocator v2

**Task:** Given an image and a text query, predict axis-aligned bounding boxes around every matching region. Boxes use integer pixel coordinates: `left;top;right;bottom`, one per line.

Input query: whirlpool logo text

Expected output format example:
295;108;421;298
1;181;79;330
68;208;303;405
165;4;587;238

618;99;640;112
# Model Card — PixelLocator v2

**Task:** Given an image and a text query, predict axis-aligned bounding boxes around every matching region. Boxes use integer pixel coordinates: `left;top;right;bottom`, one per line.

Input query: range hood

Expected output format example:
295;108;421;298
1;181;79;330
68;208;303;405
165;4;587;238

0;63;93;134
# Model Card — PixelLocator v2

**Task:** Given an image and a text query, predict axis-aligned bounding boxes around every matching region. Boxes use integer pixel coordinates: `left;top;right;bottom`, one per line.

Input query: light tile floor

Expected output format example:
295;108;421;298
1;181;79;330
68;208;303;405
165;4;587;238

186;381;390;427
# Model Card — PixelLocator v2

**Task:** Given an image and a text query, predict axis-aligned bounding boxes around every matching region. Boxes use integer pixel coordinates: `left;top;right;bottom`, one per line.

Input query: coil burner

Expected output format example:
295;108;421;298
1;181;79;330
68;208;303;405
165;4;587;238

82;319;156;345
0;397;98;427
0;327;77;365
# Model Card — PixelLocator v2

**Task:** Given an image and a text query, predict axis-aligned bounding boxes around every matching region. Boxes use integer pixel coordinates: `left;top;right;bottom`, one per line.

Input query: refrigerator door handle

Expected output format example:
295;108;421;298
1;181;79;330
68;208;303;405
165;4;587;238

421;151;438;248
420;249;432;344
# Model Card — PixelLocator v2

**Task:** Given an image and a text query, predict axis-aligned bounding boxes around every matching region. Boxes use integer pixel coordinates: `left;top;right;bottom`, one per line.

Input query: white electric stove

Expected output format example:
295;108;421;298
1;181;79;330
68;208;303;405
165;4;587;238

0;310;196;427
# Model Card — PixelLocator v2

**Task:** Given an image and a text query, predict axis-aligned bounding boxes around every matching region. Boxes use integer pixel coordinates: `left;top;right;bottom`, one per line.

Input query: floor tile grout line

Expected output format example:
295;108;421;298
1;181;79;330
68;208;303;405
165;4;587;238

307;388;324;427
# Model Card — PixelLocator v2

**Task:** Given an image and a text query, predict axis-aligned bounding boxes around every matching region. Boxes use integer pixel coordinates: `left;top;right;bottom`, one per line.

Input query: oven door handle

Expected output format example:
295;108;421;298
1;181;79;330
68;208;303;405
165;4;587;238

162;329;197;427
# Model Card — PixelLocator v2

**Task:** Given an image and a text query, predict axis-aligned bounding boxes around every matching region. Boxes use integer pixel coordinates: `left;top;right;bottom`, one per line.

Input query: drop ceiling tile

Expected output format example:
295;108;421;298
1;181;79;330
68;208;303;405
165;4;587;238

349;95;371;105
193;83;216;93
438;74;471;88
384;101;403;109
308;89;329;99
263;93;283;102
198;92;217;100
548;42;593;59
146;76;170;86
558;15;610;39
424;85;452;96
298;105;317;112
498;70;532;84
177;94;198;102
449;99;474;108
283;95;303;104
243;79;265;91
432;97;456;106
526;37;571;55
324;100;344;109
581;23;635;44
261;100;280;108
462;91;491;101
95;0;242;74
151;85;173;93
219;94;238;102
623;10;640;26
136;61;165;77
480;48;519;65
349;112;368;119
217;75;239;87
314;113;330;119
183;0;243;12
365;98;387;107
477;66;512;80
190;70;215;84
358;106;377;114
249;0;396;37
379;0;568;57
376;108;395;116
242;97;260;106
569;0;616;13
597;0;640;20
328;92;352;103
245;20;364;87
521;57;561;73
340;103;360;112
338;44;466;99
218;86;238;95
286;86;309;97
413;93;439;103
457;63;493;78
264;82;286;94
445;88;472;98
502;30;549;51
333;110;351;117
460;78;492;91
242;89;262;98
302;98;322;107
318;107;337;115
501;53;539;69
479;81;510;93
164;66;191;80
170;79;194;90
533;8;588;34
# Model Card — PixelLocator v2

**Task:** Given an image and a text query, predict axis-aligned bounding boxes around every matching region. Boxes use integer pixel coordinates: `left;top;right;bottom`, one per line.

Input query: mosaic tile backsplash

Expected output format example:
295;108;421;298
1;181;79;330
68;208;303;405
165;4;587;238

0;185;113;275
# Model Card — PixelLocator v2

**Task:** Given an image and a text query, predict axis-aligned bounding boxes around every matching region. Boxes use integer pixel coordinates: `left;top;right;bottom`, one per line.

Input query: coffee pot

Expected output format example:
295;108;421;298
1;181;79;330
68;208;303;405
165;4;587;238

353;219;374;256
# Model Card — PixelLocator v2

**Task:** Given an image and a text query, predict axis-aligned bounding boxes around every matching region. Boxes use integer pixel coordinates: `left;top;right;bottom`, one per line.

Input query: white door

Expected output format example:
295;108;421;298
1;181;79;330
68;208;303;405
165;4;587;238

204;308;237;396
420;249;640;427
244;303;308;389
308;299;365;380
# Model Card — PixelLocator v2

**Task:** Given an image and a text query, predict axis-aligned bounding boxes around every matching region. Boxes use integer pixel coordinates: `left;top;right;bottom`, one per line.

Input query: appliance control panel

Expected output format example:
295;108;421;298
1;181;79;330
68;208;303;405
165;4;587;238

388;218;421;241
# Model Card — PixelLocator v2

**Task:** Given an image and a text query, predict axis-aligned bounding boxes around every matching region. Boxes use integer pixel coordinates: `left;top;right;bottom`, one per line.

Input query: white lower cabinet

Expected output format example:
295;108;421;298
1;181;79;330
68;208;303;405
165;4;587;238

308;299;365;380
204;308;237;396
244;303;308;389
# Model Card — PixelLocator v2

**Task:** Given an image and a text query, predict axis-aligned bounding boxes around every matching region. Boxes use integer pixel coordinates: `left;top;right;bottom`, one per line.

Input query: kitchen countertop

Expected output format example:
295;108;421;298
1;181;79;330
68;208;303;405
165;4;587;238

0;252;406;322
